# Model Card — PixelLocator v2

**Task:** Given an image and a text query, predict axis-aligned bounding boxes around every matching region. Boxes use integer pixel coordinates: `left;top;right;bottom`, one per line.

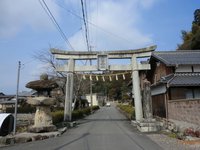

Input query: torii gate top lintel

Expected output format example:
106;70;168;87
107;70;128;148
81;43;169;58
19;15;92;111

50;45;156;60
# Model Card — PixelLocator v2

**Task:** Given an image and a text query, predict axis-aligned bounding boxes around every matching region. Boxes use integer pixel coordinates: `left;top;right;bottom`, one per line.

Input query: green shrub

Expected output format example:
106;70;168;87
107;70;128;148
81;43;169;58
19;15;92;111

51;106;100;123
51;110;64;124
72;107;91;119
168;132;177;138
117;104;135;119
82;107;91;115
91;105;100;110
72;109;84;120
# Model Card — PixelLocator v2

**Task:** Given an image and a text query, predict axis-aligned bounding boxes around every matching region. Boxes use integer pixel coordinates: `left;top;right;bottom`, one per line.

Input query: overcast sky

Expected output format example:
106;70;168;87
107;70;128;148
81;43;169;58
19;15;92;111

0;0;199;94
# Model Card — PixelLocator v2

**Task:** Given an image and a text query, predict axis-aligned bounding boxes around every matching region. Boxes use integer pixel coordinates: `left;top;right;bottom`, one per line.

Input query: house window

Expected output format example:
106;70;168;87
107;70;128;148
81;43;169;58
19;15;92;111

186;89;193;99
170;88;186;100
170;87;200;100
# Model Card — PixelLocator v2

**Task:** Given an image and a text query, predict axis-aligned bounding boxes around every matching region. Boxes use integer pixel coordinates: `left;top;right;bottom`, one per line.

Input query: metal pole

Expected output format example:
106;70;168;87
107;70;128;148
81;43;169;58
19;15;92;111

69;72;74;121
14;61;21;134
89;59;93;111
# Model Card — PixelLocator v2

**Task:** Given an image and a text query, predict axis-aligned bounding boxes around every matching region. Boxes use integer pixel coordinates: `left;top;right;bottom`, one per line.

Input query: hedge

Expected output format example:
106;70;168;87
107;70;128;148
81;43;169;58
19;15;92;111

91;105;100;111
117;104;135;120
5;105;100;124
51;105;100;124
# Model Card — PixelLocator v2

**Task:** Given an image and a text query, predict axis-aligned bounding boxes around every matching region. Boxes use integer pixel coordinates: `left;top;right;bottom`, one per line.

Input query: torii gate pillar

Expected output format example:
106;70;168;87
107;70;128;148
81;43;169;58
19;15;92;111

132;56;143;121
64;59;74;122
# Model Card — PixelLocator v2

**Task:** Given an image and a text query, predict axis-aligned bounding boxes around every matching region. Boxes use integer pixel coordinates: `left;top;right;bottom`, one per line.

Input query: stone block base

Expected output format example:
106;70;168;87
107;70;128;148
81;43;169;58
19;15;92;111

28;125;57;133
136;119;161;132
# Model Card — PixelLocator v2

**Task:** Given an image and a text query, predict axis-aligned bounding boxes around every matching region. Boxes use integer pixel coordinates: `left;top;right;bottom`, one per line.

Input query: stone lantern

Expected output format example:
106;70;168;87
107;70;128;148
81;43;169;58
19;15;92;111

26;74;58;133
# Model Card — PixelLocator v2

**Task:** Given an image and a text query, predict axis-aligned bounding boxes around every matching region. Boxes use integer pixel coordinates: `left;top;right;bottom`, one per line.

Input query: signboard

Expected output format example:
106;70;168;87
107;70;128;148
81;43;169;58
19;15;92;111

97;55;108;70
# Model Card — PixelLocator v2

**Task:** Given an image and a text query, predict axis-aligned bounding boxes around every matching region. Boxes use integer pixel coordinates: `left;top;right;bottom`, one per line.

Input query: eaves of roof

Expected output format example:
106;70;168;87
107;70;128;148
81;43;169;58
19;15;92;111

151;73;200;88
151;50;200;66
151;52;172;66
168;73;200;87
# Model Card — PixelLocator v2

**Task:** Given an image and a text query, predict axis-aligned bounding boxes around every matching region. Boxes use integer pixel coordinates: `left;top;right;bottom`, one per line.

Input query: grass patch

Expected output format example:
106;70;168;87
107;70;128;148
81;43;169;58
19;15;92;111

117;104;135;120
168;132;177;138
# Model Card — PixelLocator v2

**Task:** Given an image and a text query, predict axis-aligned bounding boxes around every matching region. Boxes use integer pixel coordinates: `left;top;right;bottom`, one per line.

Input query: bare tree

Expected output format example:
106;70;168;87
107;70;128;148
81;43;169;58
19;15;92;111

33;48;90;108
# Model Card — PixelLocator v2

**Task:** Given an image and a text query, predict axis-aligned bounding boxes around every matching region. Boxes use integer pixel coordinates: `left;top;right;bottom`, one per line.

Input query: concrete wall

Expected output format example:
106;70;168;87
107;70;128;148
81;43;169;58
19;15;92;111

168;99;200;125
86;93;106;106
86;94;99;106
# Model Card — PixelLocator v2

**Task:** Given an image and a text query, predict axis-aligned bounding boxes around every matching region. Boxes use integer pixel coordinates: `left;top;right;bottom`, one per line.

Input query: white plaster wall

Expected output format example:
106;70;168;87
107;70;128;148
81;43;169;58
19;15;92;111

86;94;98;106
175;65;192;72
151;84;166;96
194;65;200;72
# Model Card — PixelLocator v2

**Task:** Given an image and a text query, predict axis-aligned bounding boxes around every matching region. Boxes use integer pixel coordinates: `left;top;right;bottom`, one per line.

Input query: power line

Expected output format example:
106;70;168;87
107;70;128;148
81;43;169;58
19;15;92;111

55;2;133;46
80;0;93;109
95;0;99;50
80;0;91;52
38;0;75;50
84;0;90;49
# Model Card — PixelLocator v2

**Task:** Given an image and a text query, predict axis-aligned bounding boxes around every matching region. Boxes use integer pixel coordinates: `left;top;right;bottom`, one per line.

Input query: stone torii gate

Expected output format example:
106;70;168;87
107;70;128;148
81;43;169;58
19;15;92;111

50;45;156;122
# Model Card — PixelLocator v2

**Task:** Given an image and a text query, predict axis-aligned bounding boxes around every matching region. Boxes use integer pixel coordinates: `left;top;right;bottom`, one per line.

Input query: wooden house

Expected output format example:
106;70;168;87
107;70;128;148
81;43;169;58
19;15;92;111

147;51;200;125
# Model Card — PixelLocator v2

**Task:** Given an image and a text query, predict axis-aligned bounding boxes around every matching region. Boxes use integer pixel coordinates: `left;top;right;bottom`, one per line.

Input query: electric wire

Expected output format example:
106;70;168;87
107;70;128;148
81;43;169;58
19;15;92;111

38;0;75;51
84;0;91;50
55;2;133;45
80;0;91;52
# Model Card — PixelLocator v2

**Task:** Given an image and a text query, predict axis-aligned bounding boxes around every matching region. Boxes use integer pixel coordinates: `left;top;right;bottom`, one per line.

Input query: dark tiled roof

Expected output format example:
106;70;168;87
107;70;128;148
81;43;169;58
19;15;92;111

153;73;200;87
152;51;200;66
169;73;200;87
151;74;174;87
160;74;174;83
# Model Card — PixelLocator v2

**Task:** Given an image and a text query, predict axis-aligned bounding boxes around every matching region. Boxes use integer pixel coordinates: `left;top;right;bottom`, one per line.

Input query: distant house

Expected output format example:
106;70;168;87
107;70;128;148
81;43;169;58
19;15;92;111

85;93;106;106
18;90;37;97
147;51;200;125
0;90;37;112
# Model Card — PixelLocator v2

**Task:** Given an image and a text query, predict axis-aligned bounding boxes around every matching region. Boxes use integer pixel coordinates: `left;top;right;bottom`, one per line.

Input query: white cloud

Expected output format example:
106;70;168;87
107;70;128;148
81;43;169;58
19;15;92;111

0;0;59;38
139;0;158;9
67;0;157;51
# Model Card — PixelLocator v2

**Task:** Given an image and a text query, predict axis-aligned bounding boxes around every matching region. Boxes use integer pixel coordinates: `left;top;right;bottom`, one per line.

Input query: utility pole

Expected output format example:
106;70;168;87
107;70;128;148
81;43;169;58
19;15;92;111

89;46;93;111
14;61;21;134
88;59;93;112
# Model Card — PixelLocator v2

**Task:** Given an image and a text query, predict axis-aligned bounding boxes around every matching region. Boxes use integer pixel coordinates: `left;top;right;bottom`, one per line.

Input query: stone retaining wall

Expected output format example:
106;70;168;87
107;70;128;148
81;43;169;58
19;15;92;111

17;114;34;126
168;99;200;126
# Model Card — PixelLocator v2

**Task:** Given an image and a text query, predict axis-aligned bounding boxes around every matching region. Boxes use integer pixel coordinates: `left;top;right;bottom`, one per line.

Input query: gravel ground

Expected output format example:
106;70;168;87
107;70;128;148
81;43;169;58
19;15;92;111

147;133;200;150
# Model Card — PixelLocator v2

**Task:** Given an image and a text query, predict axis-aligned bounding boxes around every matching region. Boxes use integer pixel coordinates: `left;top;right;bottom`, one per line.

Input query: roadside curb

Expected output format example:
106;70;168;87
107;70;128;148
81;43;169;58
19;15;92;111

0;127;67;147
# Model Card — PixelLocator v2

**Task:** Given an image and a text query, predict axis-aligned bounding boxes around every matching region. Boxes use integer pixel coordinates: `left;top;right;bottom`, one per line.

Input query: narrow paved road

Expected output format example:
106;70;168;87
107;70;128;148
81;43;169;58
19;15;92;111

3;105;162;150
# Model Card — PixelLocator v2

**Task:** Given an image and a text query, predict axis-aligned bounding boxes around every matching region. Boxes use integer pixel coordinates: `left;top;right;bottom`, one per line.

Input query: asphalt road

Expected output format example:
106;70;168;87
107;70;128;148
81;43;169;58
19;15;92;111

3;105;162;150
